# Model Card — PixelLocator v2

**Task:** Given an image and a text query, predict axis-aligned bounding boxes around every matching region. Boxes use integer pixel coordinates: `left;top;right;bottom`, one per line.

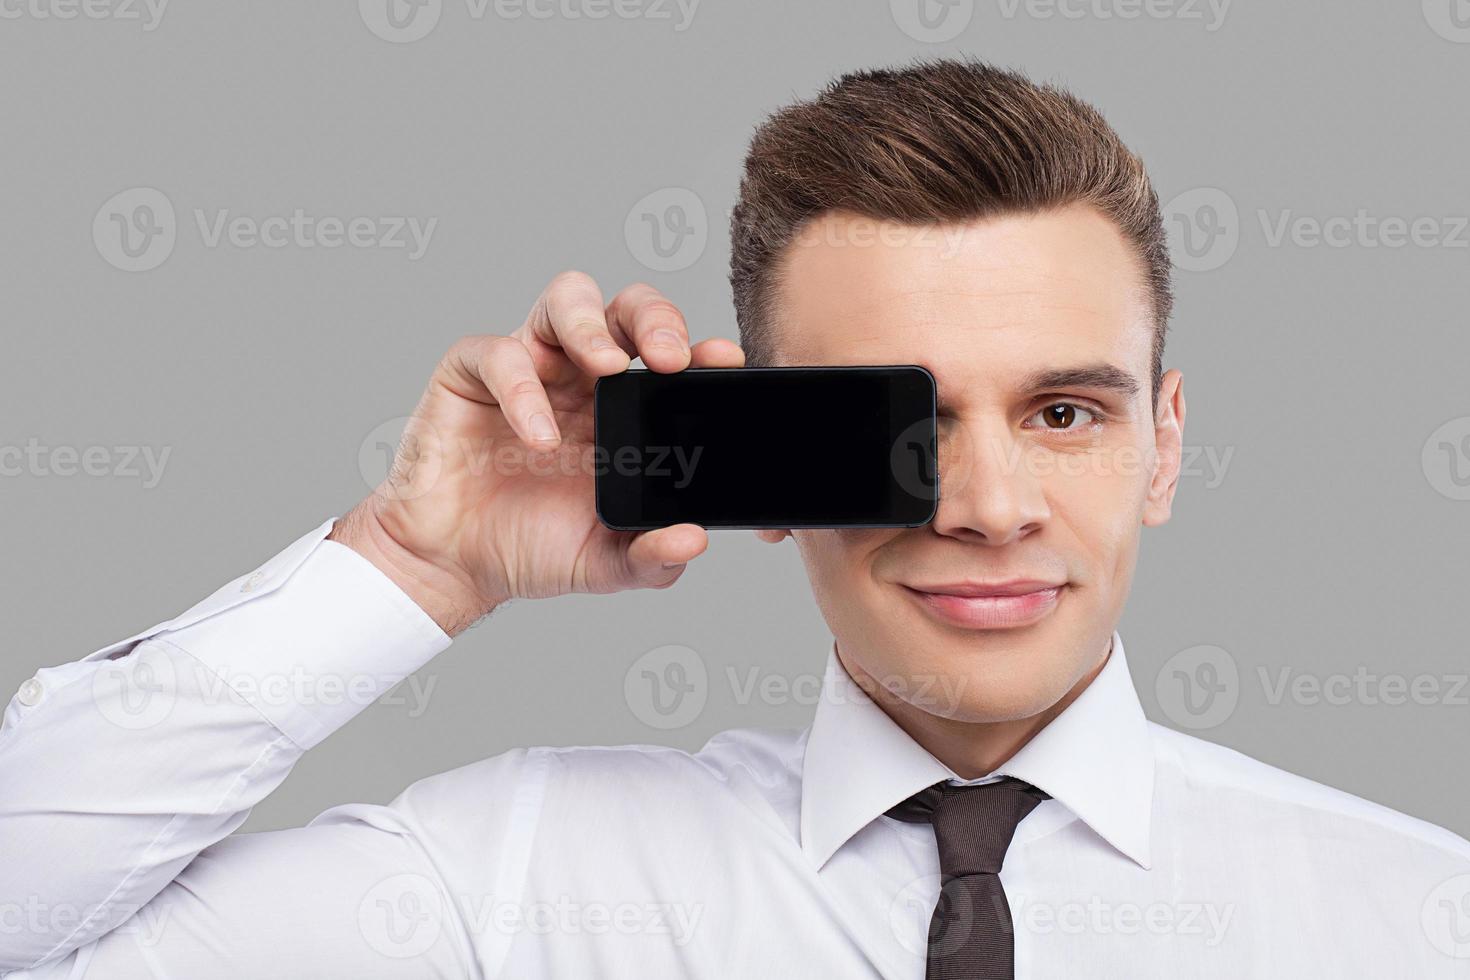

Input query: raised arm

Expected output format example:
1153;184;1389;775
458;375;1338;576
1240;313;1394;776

0;529;451;973
1;273;734;974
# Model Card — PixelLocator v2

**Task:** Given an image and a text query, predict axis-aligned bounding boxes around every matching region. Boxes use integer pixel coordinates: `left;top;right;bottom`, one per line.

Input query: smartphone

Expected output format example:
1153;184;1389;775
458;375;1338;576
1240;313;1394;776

594;365;937;530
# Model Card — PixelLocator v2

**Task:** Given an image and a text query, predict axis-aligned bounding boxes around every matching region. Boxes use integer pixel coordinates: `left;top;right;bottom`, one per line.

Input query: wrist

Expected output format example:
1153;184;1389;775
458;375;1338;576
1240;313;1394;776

328;501;495;636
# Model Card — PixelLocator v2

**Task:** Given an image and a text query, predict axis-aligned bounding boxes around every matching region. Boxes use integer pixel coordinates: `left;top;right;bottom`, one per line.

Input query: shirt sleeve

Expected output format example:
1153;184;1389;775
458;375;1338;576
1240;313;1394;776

0;520;453;975
3;746;545;980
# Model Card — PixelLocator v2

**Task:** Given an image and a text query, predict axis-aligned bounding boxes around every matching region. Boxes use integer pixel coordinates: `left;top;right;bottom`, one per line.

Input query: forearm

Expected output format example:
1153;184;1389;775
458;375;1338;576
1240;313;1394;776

0;522;451;973
0;639;302;972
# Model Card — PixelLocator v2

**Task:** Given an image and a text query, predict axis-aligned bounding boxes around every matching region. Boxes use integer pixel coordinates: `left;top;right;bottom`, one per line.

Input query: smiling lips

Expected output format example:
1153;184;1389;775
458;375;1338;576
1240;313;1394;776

902;580;1064;629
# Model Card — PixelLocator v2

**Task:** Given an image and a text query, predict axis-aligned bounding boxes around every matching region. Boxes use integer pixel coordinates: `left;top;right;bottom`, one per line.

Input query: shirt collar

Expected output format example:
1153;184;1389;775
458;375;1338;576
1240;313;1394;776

799;631;1154;871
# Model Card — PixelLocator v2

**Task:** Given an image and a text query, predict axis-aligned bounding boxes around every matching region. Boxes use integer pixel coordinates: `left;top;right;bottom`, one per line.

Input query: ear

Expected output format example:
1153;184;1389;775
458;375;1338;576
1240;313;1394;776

1143;369;1186;527
754;529;791;544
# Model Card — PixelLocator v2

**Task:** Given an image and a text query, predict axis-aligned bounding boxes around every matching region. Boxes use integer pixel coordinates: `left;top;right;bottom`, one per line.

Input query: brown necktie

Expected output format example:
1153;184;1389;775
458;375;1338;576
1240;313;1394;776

885;777;1048;980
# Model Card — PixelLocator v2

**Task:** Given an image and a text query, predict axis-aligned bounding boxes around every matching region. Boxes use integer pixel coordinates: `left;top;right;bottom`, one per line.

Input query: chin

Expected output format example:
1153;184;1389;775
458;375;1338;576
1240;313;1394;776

864;603;1088;724
903;655;1074;723
927;684;1071;724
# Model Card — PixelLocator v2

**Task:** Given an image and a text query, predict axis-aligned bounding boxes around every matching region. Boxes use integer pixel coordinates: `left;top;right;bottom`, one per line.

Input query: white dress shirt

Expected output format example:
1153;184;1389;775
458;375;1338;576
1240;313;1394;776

2;521;1468;978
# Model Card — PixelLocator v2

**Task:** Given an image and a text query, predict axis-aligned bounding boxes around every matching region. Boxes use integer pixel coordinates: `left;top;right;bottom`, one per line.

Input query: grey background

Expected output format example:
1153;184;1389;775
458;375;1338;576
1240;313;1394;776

1;1;1466;838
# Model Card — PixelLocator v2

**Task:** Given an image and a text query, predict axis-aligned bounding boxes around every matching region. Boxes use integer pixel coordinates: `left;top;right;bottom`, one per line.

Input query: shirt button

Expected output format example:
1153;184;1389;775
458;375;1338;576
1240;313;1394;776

240;571;267;593
16;677;44;707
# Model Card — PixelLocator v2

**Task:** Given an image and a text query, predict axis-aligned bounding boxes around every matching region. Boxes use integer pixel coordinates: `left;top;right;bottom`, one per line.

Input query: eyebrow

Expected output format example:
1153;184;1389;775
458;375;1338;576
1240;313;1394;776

1019;364;1142;398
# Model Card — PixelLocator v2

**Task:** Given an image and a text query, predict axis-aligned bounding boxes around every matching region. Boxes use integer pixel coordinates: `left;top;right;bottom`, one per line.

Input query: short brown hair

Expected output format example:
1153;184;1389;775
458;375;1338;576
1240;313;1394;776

729;58;1172;398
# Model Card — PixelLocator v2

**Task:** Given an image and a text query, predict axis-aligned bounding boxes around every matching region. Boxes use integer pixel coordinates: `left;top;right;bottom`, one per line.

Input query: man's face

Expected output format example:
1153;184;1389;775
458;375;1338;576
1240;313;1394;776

766;205;1185;724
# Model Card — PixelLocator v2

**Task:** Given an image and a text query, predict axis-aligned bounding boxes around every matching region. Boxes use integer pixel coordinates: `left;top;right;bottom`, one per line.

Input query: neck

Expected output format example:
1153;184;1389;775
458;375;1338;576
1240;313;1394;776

837;637;1112;779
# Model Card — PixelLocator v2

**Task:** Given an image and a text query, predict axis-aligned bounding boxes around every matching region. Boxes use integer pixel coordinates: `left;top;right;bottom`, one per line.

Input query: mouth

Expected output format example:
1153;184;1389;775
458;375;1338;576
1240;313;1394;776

900;580;1064;630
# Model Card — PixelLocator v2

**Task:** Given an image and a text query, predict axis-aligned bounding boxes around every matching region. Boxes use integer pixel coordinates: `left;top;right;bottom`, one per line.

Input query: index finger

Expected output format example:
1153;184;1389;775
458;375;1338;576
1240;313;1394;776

605;282;691;373
522;270;632;376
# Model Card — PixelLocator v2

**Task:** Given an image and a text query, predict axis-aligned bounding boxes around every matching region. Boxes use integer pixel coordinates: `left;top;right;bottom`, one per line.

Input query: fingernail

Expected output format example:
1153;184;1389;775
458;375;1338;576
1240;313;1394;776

530;413;558;442
653;329;686;350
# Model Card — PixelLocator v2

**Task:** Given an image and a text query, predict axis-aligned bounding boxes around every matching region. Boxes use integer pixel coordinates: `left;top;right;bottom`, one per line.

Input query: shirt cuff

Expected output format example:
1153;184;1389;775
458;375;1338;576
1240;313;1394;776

155;534;453;750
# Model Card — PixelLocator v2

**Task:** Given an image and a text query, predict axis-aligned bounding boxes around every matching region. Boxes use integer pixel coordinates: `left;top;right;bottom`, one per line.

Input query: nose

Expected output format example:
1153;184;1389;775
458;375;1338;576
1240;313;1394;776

930;416;1050;545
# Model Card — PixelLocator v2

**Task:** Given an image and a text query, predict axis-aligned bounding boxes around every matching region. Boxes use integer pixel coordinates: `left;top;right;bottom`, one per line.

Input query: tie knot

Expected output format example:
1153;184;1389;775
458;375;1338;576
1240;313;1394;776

885;777;1048;877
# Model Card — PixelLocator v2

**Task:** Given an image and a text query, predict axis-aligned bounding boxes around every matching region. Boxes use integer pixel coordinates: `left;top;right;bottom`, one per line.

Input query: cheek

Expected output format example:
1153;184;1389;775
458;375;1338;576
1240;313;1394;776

793;529;897;606
1043;455;1149;581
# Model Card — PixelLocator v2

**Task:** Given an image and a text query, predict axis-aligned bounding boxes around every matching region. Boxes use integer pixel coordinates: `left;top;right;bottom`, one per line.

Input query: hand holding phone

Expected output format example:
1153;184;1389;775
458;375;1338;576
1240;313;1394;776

331;274;745;633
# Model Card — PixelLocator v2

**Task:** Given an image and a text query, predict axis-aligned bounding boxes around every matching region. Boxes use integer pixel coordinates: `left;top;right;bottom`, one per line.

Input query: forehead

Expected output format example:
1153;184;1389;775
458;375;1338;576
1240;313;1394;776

770;205;1155;402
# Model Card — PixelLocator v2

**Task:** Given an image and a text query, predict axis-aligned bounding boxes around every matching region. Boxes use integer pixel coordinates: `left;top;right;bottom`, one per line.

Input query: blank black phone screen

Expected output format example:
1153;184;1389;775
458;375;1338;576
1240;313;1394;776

594;366;937;530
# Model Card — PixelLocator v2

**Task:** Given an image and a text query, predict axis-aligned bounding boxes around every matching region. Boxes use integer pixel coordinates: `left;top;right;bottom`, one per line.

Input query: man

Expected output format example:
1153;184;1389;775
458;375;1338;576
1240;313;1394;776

2;59;1466;978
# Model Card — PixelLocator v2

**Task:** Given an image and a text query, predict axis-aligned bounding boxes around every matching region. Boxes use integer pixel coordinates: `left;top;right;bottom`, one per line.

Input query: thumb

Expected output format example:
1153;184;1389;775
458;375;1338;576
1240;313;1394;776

621;524;708;589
